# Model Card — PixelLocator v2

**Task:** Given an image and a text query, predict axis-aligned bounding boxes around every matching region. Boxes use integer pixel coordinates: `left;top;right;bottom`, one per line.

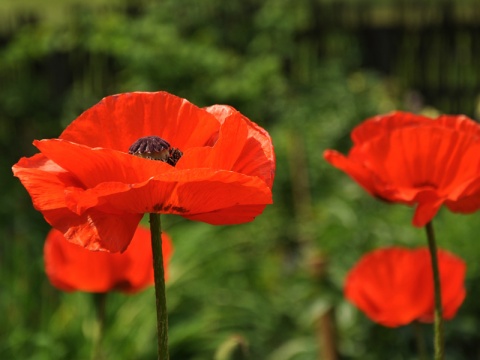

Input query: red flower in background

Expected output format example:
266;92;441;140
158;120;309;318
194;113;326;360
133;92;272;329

13;91;275;252
324;112;480;226
345;247;466;327
44;226;173;293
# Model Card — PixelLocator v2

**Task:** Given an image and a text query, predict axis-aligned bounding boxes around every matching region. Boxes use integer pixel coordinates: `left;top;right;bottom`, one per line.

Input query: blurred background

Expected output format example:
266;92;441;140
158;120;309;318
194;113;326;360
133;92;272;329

2;0;480;359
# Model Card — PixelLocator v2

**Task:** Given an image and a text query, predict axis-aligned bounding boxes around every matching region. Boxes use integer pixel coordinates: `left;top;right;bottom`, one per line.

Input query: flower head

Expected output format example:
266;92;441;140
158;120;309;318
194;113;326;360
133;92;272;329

345;247;466;327
44;225;173;293
13;91;275;252
324;111;480;226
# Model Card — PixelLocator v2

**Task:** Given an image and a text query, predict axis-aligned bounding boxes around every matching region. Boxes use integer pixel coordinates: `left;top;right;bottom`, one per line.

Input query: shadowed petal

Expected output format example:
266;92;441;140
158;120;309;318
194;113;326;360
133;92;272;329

13;153;141;252
445;174;480;213
42;207;143;252
44;226;173;293
93;169;273;221
184;204;268;225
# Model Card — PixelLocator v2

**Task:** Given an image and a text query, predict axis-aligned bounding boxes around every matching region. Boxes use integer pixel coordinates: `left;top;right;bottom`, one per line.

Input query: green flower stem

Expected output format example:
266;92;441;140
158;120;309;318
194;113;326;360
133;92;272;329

149;213;169;360
425;221;444;360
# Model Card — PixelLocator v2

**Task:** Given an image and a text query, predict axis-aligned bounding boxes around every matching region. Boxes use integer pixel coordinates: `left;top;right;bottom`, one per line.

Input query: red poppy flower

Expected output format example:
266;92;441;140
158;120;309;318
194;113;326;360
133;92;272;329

13;91;275;252
344;247;466;327
44;226;173;293
324;111;480;226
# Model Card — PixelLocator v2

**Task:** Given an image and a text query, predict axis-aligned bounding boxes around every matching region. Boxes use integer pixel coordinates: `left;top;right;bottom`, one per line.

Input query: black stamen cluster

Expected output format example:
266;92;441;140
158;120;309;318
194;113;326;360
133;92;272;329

128;136;170;155
129;135;183;166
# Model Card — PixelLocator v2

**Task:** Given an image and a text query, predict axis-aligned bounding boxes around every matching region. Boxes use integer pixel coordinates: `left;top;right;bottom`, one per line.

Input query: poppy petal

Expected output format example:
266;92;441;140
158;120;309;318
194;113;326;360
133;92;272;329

345;247;431;327
325;111;480;224
446;192;480;214
178;106;275;187
34;139;173;188
42;206;143;252
436;114;480;136
12;153;83;211
438;254;466;320
351;111;432;144
176;111;250;171
12;153;139;252
375;127;480;200
205;105;276;187
417;248;466;322
412;190;444;227
60;92;221;152
44;226;173;293
90;169;273;221
184;204;268;224
345;247;466;327
14;91;275;252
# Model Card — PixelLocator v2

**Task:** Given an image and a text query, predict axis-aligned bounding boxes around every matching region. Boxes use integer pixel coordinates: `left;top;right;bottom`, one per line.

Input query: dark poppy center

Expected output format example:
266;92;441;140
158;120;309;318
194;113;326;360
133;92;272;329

128;136;183;166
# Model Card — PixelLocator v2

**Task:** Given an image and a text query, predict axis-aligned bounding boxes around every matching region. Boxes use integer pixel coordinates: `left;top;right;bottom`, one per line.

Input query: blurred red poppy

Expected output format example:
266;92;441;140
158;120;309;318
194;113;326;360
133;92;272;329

324;111;480;226
345;247;466;327
44;226;173;293
13;91;275;252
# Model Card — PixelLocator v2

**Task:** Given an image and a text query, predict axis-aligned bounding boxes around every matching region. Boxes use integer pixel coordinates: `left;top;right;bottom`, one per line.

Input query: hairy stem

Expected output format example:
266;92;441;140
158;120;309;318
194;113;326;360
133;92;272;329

150;213;169;360
425;221;444;360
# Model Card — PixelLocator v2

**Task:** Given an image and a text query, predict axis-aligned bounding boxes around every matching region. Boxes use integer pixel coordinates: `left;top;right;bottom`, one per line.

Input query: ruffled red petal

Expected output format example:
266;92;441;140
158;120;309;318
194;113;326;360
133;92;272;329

204;105;276;187
351;111;480;145
27;134;272;223
44;226;173;293
42;206;143;252
13;151;143;252
326;113;480;226
85;169;273;220
59;91;221;152
365;126;480;223
436;114;480;136
34;139;173;188
351;111;432;145
12;153;83;211
176;110;251;171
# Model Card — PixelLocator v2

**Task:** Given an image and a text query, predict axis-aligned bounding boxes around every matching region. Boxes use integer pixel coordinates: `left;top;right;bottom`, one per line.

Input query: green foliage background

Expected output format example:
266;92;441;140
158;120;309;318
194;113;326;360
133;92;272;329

2;1;480;359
